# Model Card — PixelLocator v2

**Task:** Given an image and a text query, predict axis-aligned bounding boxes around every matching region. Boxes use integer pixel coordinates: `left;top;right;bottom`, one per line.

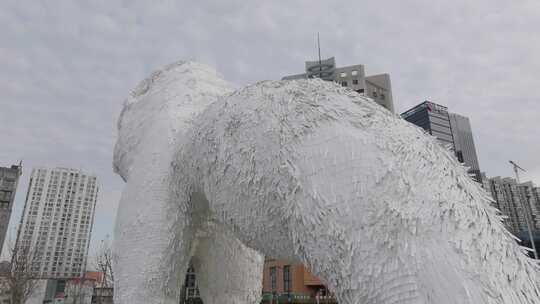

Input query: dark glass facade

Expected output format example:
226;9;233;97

401;101;455;149
401;101;482;183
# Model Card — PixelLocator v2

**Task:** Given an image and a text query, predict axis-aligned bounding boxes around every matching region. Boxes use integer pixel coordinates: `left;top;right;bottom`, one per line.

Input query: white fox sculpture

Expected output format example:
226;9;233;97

113;61;540;304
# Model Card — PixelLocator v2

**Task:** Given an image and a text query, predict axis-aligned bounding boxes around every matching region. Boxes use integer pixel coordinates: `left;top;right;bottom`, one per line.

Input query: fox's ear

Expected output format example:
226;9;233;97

113;60;234;182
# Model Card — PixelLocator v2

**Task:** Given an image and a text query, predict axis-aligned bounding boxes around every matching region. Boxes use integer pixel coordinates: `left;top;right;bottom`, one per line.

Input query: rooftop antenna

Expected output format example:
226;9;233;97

317;32;322;65
509;160;538;259
317;32;322;77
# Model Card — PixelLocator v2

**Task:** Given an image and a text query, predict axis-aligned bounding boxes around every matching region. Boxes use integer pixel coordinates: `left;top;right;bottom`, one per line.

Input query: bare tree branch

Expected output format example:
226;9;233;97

93;236;114;288
0;238;41;304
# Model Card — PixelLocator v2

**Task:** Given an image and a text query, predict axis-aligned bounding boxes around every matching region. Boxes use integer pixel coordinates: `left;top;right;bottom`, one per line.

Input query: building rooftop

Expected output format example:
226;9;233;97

400;100;448;119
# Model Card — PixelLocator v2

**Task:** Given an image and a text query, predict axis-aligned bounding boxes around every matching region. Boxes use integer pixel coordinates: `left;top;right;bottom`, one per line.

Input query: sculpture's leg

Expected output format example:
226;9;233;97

114;155;193;304
288;201;473;304
299;235;478;304
191;223;264;304
283;125;482;304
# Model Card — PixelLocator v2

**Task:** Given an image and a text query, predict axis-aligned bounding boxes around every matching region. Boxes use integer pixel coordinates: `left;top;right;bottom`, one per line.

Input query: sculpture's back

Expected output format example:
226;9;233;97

114;61;540;304
178;79;540;303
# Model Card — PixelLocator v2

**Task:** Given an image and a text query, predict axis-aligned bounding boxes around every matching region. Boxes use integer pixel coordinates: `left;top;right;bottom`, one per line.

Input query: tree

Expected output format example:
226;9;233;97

90;236;114;304
93;236;114;288
0;239;41;304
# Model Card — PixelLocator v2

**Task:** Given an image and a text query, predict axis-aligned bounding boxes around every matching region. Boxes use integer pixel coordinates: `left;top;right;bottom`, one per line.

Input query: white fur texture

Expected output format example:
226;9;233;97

113;61;540;304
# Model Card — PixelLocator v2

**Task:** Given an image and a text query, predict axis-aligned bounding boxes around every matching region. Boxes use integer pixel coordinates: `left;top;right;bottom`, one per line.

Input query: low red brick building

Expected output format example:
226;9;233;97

262;258;336;304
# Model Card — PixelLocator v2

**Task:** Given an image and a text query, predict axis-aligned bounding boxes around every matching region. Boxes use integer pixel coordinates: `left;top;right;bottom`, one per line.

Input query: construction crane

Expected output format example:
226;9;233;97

509;160;526;182
509;160;538;259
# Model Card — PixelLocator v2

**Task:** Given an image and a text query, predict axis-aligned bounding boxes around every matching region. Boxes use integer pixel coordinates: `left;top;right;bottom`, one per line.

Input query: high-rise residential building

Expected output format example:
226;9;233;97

15;167;99;279
484;176;527;234
282;56;395;113
517;181;540;230
533;187;540;213
482;175;539;235
0;164;22;254
401;101;482;182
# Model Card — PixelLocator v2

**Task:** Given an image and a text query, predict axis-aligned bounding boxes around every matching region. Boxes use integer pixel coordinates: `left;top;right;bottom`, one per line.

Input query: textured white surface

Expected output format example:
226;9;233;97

114;61;540;304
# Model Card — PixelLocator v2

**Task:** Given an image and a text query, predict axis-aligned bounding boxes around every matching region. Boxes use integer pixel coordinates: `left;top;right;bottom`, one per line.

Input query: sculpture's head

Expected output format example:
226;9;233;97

113;61;233;181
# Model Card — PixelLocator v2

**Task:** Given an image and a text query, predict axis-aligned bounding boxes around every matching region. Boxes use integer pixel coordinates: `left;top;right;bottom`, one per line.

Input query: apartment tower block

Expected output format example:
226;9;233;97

0;164;22;254
15;167;98;278
282;57;395;113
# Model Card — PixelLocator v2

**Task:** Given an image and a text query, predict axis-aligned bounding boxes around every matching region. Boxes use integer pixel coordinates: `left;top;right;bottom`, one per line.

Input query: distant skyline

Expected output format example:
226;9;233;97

1;0;540;257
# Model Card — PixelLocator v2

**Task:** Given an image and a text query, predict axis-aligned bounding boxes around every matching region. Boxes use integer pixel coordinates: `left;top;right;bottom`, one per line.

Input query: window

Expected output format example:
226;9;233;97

352;79;358;85
340;72;347;78
372;91;378;98
430;123;451;135
341;81;348;87
429;115;450;126
185;273;196;288
380;93;385;100
456;151;464;163
283;265;291;292
3;180;15;188
351;70;358;76
270;267;277;291
431;130;454;143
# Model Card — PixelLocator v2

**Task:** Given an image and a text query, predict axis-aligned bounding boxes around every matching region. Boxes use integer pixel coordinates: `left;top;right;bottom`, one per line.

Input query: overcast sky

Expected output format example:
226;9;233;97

1;0;539;257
